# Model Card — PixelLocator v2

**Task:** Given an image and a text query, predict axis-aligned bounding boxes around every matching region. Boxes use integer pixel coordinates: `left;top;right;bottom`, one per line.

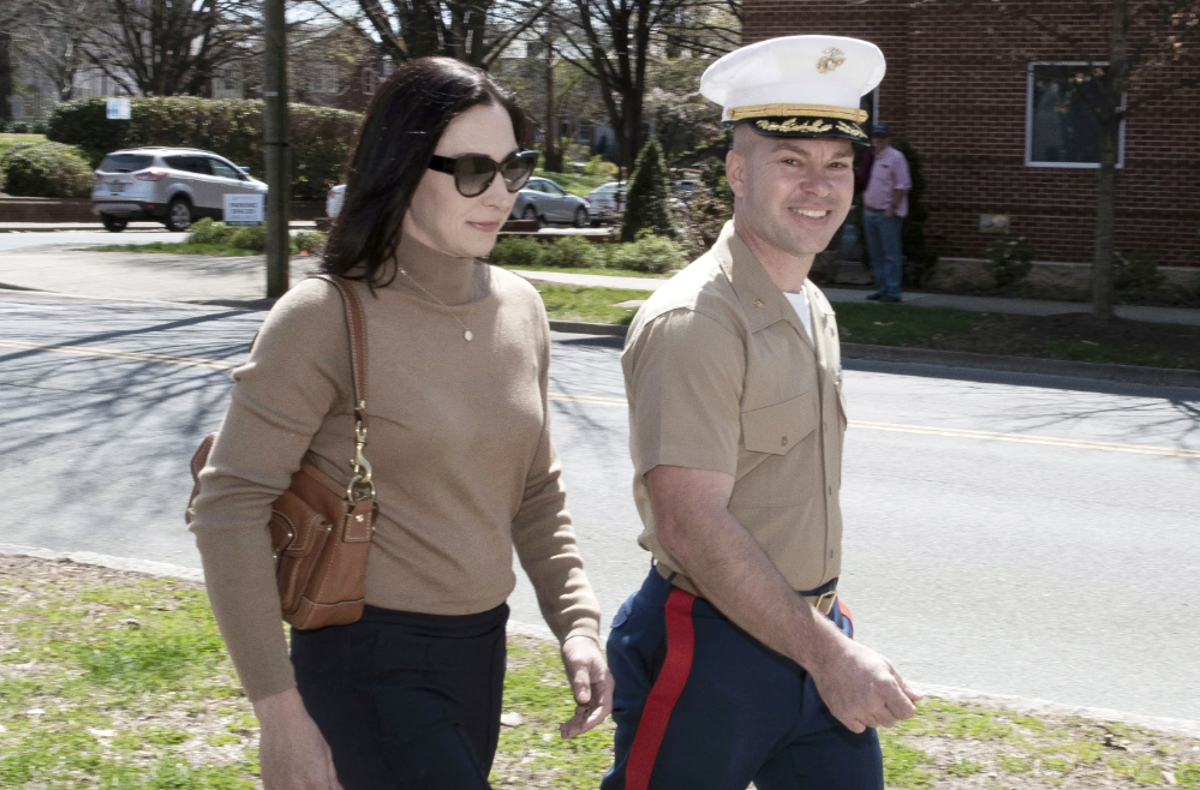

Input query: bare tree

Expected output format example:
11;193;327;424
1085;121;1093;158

84;0;259;96
547;0;738;169
301;0;554;69
943;0;1200;319
12;0;96;101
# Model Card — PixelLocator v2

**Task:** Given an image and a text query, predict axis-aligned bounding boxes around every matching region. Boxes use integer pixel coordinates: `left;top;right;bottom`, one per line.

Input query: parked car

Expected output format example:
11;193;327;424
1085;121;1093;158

91;147;267;232
326;184;346;219
512;177;590;227
585;182;626;221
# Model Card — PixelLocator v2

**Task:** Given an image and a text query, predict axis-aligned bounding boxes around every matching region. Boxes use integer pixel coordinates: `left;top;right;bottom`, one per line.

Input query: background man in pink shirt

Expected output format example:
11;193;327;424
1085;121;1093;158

862;123;911;302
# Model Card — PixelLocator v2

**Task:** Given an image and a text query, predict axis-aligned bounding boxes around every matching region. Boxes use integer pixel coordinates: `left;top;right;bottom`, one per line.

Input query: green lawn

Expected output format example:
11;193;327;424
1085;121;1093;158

533;170;612;197
502;263;665;279
833;302;1200;370
4;556;1199;789
535;284;647;325
80;242;262;257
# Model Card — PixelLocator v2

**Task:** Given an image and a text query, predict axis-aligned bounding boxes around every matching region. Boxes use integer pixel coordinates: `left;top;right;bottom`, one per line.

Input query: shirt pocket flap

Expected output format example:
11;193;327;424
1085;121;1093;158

741;393;816;455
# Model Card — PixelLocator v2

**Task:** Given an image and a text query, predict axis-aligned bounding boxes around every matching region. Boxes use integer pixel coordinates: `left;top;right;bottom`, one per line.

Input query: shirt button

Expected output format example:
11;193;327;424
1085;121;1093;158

827;486;833;496
781;436;788;447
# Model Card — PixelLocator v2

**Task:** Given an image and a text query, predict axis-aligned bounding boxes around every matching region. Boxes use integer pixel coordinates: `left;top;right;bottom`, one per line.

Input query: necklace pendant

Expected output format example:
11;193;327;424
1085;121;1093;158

464;329;474;342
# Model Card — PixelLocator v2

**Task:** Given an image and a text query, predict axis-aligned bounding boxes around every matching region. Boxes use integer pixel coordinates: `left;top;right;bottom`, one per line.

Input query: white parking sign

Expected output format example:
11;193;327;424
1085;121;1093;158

224;194;265;226
106;98;131;120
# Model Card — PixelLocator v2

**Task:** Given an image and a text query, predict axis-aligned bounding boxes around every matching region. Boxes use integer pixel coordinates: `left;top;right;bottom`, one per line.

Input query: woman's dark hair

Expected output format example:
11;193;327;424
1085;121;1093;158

321;57;532;287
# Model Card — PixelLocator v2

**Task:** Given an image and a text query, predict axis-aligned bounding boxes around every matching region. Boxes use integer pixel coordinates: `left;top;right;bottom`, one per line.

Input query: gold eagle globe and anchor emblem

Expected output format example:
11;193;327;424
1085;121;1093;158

817;48;846;74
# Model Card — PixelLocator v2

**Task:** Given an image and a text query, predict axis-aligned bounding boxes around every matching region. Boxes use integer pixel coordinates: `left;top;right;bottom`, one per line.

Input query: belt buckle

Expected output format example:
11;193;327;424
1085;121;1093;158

812;590;837;616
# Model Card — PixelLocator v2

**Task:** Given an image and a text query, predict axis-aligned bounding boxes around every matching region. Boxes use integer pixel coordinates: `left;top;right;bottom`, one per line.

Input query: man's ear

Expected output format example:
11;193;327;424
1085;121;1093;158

725;148;746;199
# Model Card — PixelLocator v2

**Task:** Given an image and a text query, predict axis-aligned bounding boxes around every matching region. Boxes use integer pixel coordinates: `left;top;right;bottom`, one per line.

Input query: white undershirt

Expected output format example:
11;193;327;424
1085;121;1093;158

784;288;813;342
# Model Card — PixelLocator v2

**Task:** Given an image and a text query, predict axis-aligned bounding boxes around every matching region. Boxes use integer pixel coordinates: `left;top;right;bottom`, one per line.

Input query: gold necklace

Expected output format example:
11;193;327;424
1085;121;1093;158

397;264;479;342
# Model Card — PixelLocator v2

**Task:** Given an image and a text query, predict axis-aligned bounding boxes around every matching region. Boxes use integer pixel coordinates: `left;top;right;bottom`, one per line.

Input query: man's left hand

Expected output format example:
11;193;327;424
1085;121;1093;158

559;635;613;738
885;207;896;218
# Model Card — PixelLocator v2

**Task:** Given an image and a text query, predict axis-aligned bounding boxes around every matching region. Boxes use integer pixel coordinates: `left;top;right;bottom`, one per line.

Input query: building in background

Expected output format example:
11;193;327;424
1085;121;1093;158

742;0;1200;269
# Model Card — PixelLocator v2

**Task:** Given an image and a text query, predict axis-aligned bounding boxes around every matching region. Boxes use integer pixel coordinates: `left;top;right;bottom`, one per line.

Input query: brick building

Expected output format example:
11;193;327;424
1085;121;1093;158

742;0;1200;270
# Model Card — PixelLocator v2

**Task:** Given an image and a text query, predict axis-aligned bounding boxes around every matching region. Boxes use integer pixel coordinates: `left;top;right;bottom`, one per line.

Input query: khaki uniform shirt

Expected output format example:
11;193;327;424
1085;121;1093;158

622;220;848;595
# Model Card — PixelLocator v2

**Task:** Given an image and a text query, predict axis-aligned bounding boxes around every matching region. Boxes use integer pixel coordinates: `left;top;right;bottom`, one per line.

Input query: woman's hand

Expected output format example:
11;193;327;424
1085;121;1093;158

253;688;345;790
558;634;613;739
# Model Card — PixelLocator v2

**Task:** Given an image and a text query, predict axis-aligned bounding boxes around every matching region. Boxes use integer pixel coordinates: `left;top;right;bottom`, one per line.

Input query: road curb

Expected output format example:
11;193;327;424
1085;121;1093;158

3;541;1198;737
842;343;1200;389
546;322;1200;387
548;319;628;336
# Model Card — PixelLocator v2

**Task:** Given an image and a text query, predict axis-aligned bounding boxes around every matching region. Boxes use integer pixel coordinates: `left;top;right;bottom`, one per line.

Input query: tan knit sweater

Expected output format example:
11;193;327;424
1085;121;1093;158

189;233;601;701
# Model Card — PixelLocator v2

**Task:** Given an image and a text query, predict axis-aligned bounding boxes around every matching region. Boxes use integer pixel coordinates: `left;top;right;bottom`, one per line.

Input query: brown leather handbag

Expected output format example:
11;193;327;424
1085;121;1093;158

186;275;377;630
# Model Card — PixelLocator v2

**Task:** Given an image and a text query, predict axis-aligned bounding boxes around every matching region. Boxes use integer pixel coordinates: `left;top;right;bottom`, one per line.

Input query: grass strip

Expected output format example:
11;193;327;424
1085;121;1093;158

502;264;665;279
535;284;647;325
3;556;1199;789
834;302;1200;370
533;170;612;198
79;242;261;257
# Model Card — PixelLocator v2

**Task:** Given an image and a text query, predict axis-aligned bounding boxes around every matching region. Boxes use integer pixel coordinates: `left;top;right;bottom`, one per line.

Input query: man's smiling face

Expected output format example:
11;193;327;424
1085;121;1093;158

726;127;856;262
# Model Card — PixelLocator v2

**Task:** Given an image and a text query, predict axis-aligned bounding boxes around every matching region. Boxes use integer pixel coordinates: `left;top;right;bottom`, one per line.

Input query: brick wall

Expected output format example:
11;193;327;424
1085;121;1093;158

743;0;1200;268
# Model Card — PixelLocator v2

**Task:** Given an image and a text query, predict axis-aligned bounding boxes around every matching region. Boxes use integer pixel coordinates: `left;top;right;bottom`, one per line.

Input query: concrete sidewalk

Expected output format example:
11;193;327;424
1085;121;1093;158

1;244;1199;329
516;269;1200;327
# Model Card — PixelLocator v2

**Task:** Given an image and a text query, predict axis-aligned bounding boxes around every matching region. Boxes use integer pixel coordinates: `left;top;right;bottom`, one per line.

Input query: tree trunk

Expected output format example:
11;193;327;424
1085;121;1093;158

0;33;13;124
543;50;562;172
1092;0;1129;320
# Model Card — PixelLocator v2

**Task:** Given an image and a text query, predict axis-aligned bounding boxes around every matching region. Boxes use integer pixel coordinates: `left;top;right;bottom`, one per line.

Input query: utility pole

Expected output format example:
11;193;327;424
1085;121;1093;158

264;0;289;298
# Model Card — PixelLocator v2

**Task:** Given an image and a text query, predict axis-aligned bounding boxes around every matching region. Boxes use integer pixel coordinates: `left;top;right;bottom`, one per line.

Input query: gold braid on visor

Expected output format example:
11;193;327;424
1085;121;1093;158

726;104;869;123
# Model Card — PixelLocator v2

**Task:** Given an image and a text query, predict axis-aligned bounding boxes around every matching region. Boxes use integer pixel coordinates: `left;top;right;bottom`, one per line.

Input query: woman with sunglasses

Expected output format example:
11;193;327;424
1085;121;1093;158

189;57;610;790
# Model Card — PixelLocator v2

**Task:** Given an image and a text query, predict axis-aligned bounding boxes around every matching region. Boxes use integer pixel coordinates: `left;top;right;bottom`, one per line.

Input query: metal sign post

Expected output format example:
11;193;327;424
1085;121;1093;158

264;0;289;298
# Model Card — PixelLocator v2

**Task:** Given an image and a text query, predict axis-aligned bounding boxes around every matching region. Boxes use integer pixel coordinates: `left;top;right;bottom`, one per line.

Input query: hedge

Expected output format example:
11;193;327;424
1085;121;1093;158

0;141;94;198
46;97;362;201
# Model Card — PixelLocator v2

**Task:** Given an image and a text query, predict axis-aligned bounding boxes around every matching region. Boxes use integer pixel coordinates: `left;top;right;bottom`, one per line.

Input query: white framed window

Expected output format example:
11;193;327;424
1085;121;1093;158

1026;62;1125;168
309;64;340;95
362;67;377;95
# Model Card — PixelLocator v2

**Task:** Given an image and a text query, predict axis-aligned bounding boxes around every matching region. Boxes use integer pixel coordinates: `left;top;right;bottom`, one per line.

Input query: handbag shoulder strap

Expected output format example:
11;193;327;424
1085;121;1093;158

313;274;368;416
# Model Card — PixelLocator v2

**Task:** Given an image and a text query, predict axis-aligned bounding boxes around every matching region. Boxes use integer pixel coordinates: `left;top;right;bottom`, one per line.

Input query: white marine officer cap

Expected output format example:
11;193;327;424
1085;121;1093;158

700;35;886;144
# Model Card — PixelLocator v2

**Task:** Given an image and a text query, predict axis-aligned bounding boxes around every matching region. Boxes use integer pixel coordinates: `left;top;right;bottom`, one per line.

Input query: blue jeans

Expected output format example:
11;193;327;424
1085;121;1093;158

863;210;904;298
601;569;883;790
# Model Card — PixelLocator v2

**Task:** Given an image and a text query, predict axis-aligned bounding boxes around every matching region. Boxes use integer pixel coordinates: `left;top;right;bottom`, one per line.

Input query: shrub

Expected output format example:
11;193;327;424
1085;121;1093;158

489;236;544;268
186;218;235;246
621;137;677;243
984;235;1034;288
582;155;619;179
543;235;604;268
1114;251;1164;293
609;230;687;274
46;96;361;200
229;225;267;253
0;141;94;197
893;139;939;288
291;230;327;256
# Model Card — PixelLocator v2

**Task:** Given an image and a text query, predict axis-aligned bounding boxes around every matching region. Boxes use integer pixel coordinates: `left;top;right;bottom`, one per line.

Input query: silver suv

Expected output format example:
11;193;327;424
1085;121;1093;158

91;147;267;232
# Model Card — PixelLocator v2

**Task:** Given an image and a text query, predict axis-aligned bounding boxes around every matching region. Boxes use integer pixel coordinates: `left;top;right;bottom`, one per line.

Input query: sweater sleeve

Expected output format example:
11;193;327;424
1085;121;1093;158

510;301;602;647
188;278;351;701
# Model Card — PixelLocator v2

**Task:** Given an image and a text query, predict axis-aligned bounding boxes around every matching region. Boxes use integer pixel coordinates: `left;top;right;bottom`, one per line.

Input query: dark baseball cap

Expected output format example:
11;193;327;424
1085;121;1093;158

870;122;892;137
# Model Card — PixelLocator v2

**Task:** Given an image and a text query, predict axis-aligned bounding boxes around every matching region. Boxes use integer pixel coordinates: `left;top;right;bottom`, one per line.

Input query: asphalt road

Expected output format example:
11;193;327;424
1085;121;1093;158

2;291;1198;722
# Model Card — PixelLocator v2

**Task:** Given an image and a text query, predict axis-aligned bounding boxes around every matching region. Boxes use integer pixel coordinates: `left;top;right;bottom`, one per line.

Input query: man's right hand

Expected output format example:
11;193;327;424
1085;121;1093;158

808;636;921;733
253;688;345;790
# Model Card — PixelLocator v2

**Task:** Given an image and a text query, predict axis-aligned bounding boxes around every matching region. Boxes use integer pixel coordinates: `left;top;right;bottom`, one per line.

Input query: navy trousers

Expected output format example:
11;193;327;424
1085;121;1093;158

602;569;883;790
291;603;508;790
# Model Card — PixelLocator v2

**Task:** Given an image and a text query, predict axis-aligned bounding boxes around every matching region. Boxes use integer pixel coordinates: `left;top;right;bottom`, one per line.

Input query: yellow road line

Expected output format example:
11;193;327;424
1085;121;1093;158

4;340;1195;460
550;391;1200;460
0;339;239;370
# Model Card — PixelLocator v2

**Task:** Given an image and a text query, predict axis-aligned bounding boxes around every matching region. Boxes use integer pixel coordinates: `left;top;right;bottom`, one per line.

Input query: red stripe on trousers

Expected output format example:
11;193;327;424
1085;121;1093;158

624;589;696;790
837;597;853;627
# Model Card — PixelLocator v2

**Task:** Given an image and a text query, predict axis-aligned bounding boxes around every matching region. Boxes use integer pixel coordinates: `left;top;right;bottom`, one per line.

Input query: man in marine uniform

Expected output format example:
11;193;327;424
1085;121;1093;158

601;35;921;790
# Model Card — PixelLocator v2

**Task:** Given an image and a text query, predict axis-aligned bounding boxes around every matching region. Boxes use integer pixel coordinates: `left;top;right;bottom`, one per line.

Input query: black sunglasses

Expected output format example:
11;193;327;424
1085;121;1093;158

427;150;538;198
